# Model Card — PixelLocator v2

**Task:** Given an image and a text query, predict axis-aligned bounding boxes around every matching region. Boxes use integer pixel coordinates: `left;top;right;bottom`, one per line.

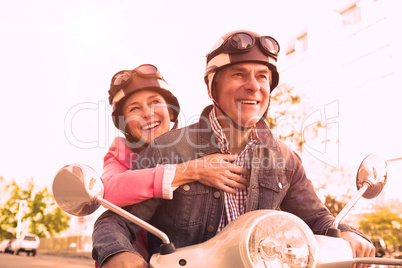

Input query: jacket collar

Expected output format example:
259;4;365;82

197;105;221;156
197;105;279;155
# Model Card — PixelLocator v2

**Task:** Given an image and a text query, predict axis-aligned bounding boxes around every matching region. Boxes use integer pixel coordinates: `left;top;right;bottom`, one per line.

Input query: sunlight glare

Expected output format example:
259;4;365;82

72;15;109;49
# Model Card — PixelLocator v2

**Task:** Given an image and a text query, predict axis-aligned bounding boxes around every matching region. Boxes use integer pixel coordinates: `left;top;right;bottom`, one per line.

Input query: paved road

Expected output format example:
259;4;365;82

0;252;94;268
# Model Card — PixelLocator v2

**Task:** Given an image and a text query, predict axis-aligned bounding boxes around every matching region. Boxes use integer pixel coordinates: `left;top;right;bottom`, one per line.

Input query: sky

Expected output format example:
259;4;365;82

1;0;401;201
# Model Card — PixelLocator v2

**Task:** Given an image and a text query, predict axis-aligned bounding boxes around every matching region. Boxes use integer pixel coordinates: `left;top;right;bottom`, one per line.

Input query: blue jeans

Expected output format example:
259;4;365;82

92;208;144;267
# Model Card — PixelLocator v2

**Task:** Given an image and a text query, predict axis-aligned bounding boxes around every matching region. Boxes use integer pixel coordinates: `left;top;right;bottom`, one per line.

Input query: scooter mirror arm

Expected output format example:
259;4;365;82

334;183;369;229
334;257;402;266
354;257;402;266
97;196;176;255
96;195;171;245
387;157;402;162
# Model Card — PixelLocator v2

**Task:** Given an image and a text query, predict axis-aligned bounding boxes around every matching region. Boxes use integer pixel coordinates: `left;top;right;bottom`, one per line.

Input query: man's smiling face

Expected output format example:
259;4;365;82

212;62;271;128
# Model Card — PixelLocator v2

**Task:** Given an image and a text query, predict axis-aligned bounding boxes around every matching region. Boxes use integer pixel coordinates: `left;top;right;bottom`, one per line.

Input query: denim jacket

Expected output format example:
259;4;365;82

125;105;363;255
93;105;363;264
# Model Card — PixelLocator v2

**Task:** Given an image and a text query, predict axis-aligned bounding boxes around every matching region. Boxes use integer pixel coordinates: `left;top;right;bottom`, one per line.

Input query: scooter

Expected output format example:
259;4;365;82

52;154;402;267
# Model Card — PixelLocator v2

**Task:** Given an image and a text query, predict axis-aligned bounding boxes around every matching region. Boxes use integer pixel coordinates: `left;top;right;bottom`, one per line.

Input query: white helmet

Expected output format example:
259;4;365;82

204;30;280;101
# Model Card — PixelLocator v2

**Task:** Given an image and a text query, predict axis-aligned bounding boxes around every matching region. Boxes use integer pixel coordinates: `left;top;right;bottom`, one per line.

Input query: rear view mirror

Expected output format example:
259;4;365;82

52;164;103;216
356;154;388;199
52;163;172;247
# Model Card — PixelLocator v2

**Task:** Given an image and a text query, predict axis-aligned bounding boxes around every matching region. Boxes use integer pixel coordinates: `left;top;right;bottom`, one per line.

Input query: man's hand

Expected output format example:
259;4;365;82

341;231;375;268
102;251;148;268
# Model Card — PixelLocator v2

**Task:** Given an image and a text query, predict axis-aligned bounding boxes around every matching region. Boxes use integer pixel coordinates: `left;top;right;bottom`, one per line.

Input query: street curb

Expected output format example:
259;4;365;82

39;250;92;259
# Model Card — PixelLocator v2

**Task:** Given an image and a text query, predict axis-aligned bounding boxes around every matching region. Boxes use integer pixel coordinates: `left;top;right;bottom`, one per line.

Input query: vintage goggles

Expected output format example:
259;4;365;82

111;64;165;91
207;32;280;62
109;64;170;106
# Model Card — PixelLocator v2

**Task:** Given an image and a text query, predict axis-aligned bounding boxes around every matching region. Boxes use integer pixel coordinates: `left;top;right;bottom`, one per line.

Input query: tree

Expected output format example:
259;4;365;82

267;84;365;217
0;178;70;240
25;187;70;237
359;206;402;255
269;84;402;255
324;194;348;217
267;84;306;152
0;180;23;240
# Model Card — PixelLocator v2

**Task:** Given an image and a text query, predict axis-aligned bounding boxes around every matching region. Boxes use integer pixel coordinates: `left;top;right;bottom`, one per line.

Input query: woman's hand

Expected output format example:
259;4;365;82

174;153;250;194
340;231;375;268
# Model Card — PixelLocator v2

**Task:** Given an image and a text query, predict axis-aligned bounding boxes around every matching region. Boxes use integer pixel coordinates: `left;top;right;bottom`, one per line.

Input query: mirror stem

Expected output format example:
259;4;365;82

334;183;369;229
96;196;171;244
387;157;402;163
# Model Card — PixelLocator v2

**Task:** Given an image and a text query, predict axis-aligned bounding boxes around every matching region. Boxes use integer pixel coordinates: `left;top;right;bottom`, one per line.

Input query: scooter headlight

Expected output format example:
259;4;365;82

244;211;318;268
149;210;318;268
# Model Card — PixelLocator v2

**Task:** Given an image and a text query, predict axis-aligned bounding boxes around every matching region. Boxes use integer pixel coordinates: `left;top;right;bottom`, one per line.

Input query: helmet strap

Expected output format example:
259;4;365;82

213;102;253;131
213;95;271;131
171;120;178;130
263;95;271;118
124;119;179;148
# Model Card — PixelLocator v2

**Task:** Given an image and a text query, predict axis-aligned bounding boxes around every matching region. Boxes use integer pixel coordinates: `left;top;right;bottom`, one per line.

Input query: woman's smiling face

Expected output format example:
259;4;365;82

122;90;172;144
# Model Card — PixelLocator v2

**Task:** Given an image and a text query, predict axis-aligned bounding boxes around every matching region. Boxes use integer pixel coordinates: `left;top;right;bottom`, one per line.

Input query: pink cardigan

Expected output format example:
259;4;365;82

102;137;170;207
